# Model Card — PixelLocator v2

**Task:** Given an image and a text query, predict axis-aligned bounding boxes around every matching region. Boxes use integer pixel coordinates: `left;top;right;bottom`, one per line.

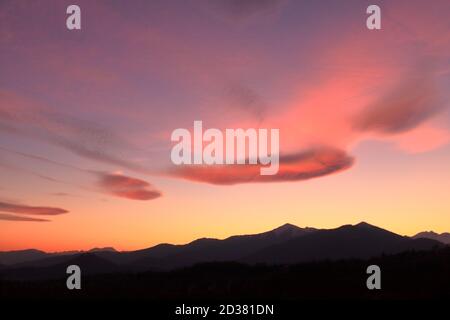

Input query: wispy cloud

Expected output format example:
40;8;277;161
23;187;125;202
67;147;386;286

96;172;162;200
0;201;68;216
0;90;149;174
0;213;50;222
1;146;162;201
50;192;79;197
353;68;443;134
225;82;267;122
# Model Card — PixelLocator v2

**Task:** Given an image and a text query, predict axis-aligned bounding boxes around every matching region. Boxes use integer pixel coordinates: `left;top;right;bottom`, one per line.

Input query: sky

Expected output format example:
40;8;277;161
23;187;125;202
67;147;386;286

1;0;450;252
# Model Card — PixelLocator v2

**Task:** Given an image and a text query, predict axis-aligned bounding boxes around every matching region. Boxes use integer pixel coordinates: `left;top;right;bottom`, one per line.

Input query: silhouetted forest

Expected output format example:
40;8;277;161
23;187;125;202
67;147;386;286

2;247;449;300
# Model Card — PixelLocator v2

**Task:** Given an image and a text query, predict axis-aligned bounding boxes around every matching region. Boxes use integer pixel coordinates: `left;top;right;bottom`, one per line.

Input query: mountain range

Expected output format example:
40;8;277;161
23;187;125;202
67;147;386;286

0;222;447;281
413;231;450;244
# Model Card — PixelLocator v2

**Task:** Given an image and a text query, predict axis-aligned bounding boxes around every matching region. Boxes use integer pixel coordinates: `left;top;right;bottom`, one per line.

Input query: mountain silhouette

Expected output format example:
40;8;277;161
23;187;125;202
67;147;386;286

2;253;120;281
242;222;441;264
413;231;450;244
0;249;47;265
126;223;317;270
0;222;445;280
0;248;113;266
75;223;316;271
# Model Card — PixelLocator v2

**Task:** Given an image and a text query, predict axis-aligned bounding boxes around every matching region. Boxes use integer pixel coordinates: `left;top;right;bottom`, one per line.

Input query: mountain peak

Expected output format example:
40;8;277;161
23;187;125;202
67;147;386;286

413;231;450;244
415;231;438;236
277;223;298;229
355;221;377;228
271;223;300;233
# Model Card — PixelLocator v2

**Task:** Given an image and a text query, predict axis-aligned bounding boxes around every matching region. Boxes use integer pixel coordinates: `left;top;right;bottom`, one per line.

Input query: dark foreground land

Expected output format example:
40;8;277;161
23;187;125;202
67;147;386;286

1;247;449;301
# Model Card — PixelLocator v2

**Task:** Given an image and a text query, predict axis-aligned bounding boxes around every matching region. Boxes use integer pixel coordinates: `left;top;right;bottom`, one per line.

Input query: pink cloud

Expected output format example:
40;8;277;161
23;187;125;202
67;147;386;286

0;213;50;222
169;147;354;185
97;172;162;200
0;201;68;215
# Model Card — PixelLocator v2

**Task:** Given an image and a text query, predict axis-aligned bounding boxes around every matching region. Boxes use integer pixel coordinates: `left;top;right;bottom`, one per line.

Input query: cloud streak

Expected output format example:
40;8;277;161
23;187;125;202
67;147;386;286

96;172;162;200
0;213;50;222
1;146;162;201
225;82;267;122
0;201;68;216
0;90;149;174
353;66;443;135
169;147;354;185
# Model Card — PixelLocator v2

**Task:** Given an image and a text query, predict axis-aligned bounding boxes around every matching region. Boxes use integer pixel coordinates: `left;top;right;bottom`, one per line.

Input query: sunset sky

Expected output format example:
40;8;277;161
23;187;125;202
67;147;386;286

1;0;450;252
